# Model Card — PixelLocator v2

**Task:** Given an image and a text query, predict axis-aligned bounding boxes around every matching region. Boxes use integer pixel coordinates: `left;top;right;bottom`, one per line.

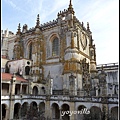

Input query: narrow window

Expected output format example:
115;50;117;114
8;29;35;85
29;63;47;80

25;66;30;75
52;38;59;56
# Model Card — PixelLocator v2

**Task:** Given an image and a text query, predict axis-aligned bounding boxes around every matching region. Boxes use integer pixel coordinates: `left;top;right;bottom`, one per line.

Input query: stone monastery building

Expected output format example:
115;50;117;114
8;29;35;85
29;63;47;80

1;0;118;120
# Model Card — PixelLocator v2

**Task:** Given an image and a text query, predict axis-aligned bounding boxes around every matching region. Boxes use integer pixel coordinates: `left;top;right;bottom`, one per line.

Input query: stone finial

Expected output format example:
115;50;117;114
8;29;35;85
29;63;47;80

89;35;93;46
68;0;74;14
47;71;51;79
4;29;8;37
82;22;84;27
22;24;28;32
35;14;40;28
17;23;21;35
69;0;72;8
57;12;60;16
87;22;90;31
101;65;104;70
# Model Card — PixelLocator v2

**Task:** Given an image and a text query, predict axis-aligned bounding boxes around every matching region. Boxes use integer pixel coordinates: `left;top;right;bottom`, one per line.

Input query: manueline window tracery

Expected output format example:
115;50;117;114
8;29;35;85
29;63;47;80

52;37;59;56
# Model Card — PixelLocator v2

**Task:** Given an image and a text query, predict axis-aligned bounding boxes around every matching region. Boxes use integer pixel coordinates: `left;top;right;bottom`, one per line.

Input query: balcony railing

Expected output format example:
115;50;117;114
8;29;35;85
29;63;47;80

96;63;118;71
1;94;118;104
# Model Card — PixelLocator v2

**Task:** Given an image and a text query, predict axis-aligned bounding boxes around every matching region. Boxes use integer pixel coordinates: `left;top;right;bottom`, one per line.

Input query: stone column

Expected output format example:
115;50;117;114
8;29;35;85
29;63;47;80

27;104;30;111
59;107;62;120
8;83;11;95
4;107;9;120
105;104;109;120
102;104;109;120
50;106;53;119
100;86;102;96
96;86;98;96
112;84;115;95
20;83;22;94
37;105;39;112
70;102;75;120
25;104;30;119
45;99;51;119
26;85;29;94
108;106;111;120
9;100;15;120
9;73;16;120
18;105;22;119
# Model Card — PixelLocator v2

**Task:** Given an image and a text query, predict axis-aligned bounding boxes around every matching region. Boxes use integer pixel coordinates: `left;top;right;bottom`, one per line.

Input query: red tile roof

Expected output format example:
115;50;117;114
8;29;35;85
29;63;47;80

1;55;9;59
1;73;28;82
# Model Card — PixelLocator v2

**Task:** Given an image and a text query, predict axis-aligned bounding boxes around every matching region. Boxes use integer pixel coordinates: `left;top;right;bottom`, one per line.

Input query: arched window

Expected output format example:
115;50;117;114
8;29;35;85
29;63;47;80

25;66;30;75
52;38;59;56
2;104;6;119
32;86;38;95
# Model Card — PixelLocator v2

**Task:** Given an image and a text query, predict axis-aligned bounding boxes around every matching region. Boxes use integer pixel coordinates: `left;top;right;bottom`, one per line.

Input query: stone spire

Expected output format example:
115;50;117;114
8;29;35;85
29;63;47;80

87;22;91;32
35;14;40;28
16;23;21;35
68;0;74;14
87;22;90;30
47;71;51;79
69;0;72;8
46;71;53;95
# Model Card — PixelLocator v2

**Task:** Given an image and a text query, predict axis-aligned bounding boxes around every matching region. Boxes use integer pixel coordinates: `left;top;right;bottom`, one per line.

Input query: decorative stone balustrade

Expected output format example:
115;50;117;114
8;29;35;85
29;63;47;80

1;94;118;104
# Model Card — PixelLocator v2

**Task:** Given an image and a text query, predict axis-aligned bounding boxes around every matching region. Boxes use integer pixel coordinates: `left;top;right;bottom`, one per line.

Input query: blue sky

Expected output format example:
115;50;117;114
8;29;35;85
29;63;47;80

2;0;119;65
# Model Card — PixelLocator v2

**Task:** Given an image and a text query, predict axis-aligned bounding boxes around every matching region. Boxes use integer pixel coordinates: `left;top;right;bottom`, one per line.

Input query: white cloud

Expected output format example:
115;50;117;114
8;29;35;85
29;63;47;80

4;0;28;14
39;0;68;23
76;0;119;64
2;0;119;64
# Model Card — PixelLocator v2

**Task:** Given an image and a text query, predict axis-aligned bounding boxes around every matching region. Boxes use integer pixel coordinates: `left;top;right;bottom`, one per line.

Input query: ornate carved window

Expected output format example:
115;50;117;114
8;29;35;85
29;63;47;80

52;37;59;56
25;66;30;75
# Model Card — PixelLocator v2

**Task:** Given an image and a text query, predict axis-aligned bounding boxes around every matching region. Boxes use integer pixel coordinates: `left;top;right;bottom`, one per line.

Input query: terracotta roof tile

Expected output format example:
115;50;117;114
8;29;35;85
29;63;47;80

1;55;9;59
1;73;28;82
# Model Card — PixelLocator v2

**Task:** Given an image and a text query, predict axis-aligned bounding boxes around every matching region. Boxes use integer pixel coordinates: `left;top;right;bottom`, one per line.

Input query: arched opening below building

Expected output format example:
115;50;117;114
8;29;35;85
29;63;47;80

30;101;37;109
2;104;7;119
90;106;102;120
32;86;38;95
14;103;21;119
77;105;88;120
52;103;60;119
26;101;38;120
111;106;118;120
39;102;45;118
61;104;70;120
21;102;28;119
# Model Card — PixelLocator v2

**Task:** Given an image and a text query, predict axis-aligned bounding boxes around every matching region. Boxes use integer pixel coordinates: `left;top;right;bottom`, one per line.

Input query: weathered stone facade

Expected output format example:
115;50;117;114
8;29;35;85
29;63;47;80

1;1;118;120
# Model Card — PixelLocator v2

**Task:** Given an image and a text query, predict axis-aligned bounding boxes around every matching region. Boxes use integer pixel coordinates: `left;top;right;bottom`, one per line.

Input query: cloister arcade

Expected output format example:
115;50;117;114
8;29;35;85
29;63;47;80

2;102;118;120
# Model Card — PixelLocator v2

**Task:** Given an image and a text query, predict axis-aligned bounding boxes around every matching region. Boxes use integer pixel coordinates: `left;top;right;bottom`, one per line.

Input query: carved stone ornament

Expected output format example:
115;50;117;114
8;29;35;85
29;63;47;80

98;70;107;84
14;45;21;59
80;32;87;50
